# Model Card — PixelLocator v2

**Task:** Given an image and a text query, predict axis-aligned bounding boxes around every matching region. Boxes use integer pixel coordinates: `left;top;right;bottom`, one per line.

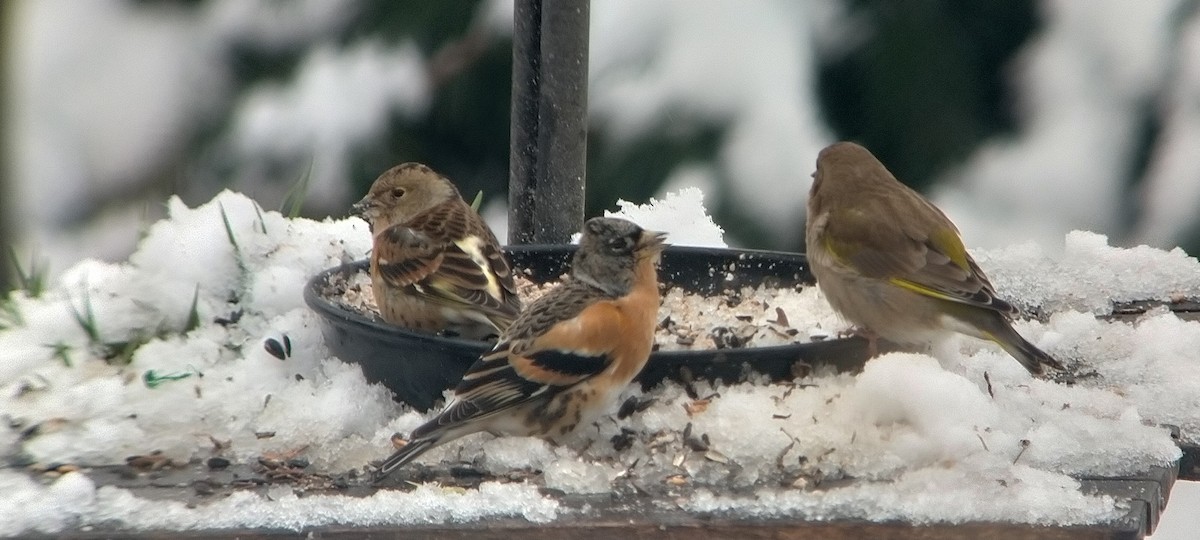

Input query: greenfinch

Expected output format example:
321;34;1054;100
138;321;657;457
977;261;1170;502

805;141;1063;376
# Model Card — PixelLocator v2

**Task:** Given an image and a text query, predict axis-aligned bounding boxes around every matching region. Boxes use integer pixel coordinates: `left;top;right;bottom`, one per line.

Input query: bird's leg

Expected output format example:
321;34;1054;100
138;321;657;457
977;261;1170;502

838;326;880;357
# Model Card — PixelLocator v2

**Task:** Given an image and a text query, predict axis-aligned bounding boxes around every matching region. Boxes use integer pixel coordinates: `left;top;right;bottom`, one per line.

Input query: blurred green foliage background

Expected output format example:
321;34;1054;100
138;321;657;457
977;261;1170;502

348;0;1039;250
142;0;1043;248
4;0;1192;293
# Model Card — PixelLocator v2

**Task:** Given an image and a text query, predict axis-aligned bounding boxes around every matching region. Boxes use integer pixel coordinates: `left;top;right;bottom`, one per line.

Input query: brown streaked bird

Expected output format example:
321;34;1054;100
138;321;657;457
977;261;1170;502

805;141;1064;376
353;163;521;337
373;217;667;479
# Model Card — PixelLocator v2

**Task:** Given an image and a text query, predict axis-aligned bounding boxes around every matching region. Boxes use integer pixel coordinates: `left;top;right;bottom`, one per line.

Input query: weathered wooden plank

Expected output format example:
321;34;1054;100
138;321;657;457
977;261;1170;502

29;457;1174;540
51;510;1147;540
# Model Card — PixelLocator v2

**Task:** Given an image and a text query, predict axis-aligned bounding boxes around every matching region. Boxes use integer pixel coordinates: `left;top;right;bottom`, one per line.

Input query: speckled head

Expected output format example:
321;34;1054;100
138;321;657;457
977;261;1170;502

572;217;666;296
352;163;460;231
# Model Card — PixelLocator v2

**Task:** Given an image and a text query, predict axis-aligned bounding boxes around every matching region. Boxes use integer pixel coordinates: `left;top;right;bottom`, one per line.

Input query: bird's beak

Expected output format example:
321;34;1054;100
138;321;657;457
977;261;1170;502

640;230;669;251
351;197;371;219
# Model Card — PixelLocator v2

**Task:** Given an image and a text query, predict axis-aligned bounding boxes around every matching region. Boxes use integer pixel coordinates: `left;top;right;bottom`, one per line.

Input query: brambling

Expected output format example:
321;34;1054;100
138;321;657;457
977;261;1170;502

373;217;667;479
352;163;521;337
805;141;1063;376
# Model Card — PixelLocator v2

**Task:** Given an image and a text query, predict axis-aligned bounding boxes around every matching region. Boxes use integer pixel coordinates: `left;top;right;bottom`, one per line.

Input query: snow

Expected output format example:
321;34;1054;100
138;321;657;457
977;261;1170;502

1;188;1196;535
0;470;96;537
0;470;557;536
604;188;726;248
685;466;1121;526
542;457;618;495
1041;311;1200;448
975;231;1200;315
2;192;395;470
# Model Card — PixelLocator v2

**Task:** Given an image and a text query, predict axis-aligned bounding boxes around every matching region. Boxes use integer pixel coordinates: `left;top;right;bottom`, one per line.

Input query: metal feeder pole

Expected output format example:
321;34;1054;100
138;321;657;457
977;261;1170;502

508;0;589;244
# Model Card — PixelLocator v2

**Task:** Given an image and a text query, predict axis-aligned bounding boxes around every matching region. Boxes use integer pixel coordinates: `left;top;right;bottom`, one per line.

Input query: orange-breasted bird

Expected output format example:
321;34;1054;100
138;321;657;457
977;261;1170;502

805;141;1063;376
373;217;667;479
353;163;521;337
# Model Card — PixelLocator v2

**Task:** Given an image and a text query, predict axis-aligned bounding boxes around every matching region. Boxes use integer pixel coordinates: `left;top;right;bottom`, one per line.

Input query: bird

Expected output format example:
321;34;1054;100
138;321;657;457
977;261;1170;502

805;141;1064;376
352;163;521;338
373;217;667;479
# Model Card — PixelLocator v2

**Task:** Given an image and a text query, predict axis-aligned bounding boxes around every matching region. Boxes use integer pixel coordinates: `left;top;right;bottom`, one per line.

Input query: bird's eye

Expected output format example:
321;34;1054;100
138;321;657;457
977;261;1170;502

391;187;406;198
607;237;632;251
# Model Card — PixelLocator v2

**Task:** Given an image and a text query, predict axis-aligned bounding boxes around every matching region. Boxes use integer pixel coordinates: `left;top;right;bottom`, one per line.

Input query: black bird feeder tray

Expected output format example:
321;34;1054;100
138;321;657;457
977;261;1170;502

304;246;878;411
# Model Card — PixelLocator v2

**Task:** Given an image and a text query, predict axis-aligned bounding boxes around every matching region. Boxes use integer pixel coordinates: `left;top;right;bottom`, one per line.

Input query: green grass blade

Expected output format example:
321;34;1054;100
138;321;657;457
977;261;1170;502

184;284;201;332
4;246;47;297
218;202;240;252
280;159;313;218
253;202;268;234
69;288;100;343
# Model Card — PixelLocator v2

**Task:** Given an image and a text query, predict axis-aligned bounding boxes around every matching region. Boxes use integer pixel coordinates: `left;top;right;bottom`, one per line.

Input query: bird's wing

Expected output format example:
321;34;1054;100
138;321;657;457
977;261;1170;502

372;225;445;289
821;198;1015;314
374;224;497;310
402;201;522;321
411;282;618;438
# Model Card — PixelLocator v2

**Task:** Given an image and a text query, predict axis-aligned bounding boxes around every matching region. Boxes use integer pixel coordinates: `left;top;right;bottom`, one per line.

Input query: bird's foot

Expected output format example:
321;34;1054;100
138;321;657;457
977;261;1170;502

837;327;880;357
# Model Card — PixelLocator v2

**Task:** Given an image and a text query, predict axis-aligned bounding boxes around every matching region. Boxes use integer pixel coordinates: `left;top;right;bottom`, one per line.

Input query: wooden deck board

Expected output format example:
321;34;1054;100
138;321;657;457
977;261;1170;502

20;459;1175;540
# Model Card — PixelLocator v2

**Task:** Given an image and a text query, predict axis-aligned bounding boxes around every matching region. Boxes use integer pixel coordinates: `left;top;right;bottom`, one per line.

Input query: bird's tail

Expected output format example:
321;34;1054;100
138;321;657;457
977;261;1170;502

487;310;517;333
986;319;1064;377
373;437;438;482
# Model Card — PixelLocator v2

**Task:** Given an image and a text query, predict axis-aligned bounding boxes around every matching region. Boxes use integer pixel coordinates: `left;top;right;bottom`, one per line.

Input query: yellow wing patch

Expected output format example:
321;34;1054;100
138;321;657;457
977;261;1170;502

930;227;970;272
888;277;962;303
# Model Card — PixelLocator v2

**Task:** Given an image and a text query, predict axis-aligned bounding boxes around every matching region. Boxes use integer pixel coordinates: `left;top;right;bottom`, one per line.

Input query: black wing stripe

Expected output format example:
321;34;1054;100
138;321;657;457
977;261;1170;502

528;349;610;377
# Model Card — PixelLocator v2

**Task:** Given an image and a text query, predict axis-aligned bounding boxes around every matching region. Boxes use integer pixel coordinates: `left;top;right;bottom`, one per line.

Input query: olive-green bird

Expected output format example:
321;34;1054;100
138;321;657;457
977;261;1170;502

805;141;1063;376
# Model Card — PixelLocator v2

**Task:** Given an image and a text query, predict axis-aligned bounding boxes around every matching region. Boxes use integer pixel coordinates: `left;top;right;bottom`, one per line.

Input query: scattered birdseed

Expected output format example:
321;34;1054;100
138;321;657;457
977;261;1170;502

326;267;848;350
